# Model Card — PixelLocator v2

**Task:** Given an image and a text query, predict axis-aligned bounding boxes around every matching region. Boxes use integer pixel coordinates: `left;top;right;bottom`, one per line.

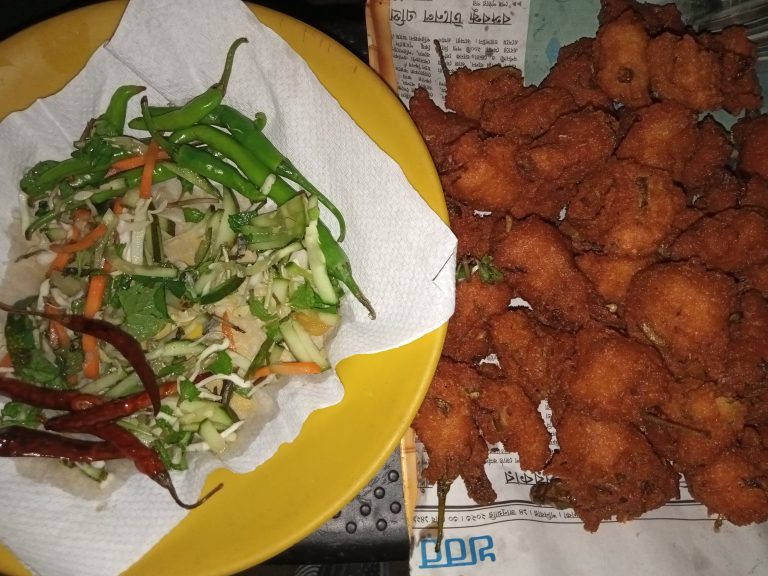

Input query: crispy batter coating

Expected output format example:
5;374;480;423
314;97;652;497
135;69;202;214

480;86;578;138
686;451;768;526
671;208;768;274
743;262;768;297
594;12;652;108
725;290;768;395
598;0;685;34
518;110;618;185
575;252;656;308
445;65;527;122
489;309;576;406
492;216;612;330
647;33;723;112
408;87;476;172
733;114;768;180
473;374;552;471
645;380;747;471
689;169;744;214
443;274;513;364
547;411;680;531
542;38;612;110
447;198;502;259
615;102;697;180
625;262;738;380
563;160;688;257
680;116;734;193
743;175;768;211
412;359;496;504
564;328;671;424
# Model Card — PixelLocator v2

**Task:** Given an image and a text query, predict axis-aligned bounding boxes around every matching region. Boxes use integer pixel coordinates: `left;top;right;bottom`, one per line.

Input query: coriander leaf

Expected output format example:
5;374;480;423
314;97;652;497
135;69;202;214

248;296;276;322
0;402;43;428
183;207;205;223
179;378;201;401
478;255;503;284
208;351;233;375
289;283;337;312
117;282;168;340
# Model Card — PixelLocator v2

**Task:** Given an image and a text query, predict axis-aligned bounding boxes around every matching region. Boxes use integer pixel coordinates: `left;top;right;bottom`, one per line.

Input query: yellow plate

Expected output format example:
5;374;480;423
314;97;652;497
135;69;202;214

0;3;446;574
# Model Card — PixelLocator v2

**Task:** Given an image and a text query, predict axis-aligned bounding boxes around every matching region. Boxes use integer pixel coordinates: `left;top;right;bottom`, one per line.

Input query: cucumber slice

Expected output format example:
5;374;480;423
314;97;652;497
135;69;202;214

199;419;226;454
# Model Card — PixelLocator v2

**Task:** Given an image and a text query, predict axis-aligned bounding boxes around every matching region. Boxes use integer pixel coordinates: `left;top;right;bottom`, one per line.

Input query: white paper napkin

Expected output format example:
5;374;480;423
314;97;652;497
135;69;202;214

0;1;456;574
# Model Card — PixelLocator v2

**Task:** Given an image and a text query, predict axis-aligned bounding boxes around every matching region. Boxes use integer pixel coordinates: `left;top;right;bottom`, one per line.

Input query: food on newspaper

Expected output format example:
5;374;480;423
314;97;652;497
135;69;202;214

410;0;768;533
0;39;370;506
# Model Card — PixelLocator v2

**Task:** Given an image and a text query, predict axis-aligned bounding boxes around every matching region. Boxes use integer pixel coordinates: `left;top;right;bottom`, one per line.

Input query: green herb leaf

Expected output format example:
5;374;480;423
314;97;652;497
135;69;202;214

0;402;43;428
179;378;201;401
117;282;168;340
208;350;233;375
478;255;503;284
183;207;205;223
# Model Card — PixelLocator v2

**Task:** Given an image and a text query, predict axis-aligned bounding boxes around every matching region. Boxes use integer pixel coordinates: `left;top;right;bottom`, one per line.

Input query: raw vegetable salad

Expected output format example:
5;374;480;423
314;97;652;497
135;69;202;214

0;38;371;506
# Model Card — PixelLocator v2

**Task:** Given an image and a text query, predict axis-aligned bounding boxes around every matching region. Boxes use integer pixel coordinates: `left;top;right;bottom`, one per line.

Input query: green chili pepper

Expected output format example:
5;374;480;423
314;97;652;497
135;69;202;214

128;38;247;132
92;85;145;137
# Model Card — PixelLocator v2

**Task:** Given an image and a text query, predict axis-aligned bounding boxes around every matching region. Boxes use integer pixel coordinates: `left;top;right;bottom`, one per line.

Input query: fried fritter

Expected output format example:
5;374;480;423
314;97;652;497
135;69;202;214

564;328;671;424
518;109;618;185
542;38;612;110
492;215;613;330
680;116;734;193
725;290;768;395
489;308;576;406
733;114;768;181
575;252;656;309
445;65;527;122
743;175;768;211
615;101;697;180
625;262;738;380
480;86;578;138
594;11;652;108
671;207;768;274
688;169;744;214
443;274;513;364
743;262;768;297
598;0;686;34
408;87;476;171
647;33;723;112
447;198;502;259
645;379;747;471
473;373;552;472
563;160;688;257
546;411;680;531
686;451;768;526
412;359;496;504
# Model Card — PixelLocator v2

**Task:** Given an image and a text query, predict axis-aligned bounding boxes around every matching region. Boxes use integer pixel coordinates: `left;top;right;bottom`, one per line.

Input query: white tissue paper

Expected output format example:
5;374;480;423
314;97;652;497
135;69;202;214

0;1;456;574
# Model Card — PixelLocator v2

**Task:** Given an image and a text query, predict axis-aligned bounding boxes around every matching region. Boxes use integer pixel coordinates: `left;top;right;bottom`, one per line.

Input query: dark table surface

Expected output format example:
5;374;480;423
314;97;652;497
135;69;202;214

0;2;411;575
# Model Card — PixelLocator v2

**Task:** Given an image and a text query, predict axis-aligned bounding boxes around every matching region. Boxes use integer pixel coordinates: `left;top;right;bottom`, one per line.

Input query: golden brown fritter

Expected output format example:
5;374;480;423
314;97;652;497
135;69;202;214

671;207;768;274
518;109;618;185
564;329;671;424
492;215;613;330
615;102;697;180
447;198;502;259
743;262;768;297
440;131;528;212
489;308;576;406
680;116;734;193
445;65;527;122
725;290;768;395
408;87;476;171
743;175;768;211
598;0;686;34
645;380;747;471
575;252;656;309
480;86;578;138
733;114;768;181
594;11;652;108
686;451;768;526
542;38;612;110
546;411;680;531
563;160;688;257
625;262;738;380
688;169;744;214
473;374;552;471
412;359;496;504
647;33;723;112
443;274;513;364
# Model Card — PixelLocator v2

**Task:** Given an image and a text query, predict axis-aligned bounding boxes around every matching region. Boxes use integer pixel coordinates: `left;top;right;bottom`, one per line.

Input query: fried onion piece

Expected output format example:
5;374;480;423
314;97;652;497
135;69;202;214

412;358;496;505
445;65;527;122
546;411;680;532
625;261;738;380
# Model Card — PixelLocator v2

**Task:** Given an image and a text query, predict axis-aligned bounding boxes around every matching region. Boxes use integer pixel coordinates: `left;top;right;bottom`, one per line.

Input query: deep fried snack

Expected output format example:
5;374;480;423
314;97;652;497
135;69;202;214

701;26;763;115
680;116;734;193
542;38;612;110
480;86;578;138
733;114;768;181
408;87;476;172
445;65;527;122
492;215;613;330
447;198;502;259
686;451;768;526
647;33;723;112
725;290;768;395
598;0;685;34
743;262;768;297
671;207;768;274
489;309;576;406
645;380;747;471
564;328;671;424
563;160;688;257
594;11;652;108
625;262;738;380
575;252;656;309
688;169;744;214
440;131;529;212
546;411;680;531
743;175;768;211
412;359;496;504
615;102;697;180
518;109;618;185
443;274;513;364
473;374;552;471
